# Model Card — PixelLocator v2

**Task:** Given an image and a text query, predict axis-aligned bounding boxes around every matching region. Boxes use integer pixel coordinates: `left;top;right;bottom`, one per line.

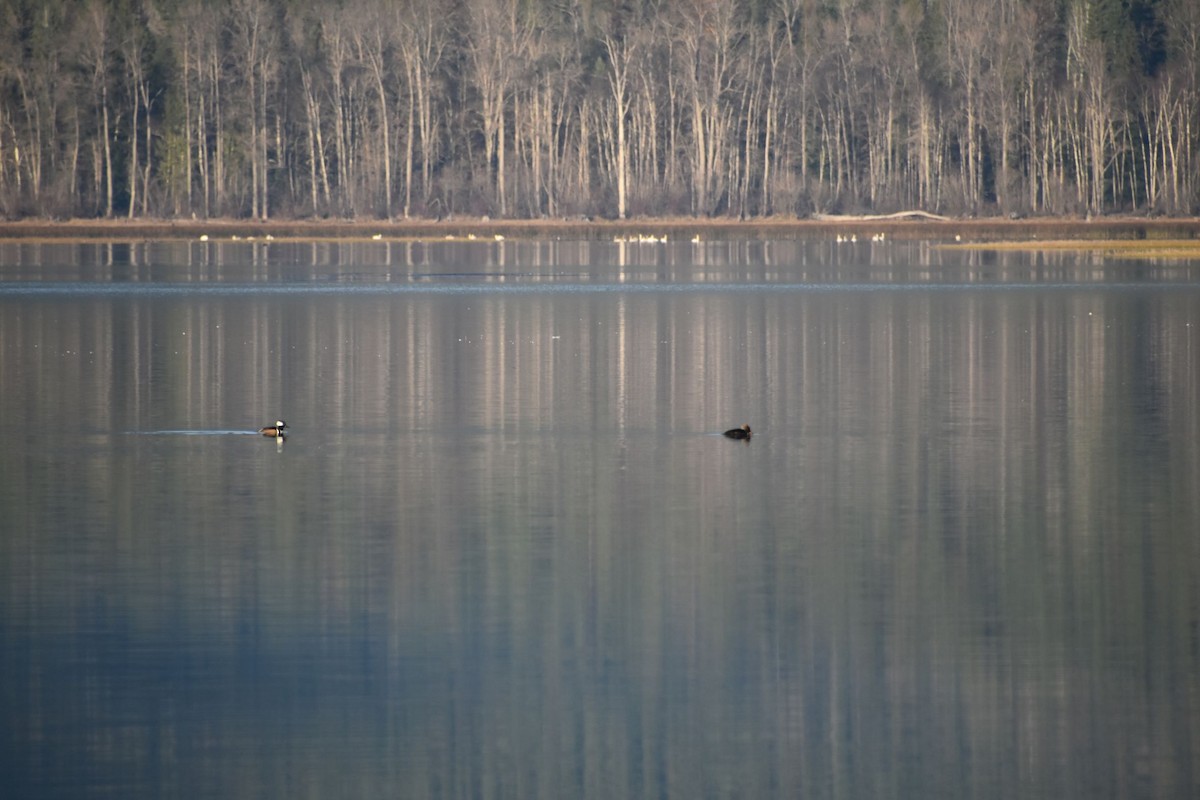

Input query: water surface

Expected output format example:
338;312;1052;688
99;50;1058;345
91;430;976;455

2;239;1199;799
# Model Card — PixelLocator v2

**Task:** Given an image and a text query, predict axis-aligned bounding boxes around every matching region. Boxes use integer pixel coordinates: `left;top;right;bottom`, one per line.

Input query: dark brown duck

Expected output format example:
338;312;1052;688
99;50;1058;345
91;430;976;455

723;424;752;440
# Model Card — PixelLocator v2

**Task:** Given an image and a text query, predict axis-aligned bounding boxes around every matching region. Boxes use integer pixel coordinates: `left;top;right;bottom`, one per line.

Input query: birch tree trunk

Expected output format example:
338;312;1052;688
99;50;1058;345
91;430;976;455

80;0;114;217
603;33;635;220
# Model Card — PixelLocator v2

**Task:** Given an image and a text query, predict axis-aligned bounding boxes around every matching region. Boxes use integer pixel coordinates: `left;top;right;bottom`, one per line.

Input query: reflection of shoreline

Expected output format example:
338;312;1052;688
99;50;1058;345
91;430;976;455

2;216;1200;245
4;241;1199;798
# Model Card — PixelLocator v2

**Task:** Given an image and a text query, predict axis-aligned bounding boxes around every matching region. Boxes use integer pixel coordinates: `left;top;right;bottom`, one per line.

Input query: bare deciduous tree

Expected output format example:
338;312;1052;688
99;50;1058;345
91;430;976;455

0;0;1198;219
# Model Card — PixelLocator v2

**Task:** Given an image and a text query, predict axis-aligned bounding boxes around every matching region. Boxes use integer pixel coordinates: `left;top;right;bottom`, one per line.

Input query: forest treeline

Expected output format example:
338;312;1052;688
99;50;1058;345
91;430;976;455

1;0;1197;221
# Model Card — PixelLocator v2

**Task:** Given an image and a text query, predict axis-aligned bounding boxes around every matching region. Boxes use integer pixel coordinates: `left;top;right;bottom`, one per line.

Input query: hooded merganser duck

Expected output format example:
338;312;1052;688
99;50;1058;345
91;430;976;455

723;424;752;440
259;420;288;437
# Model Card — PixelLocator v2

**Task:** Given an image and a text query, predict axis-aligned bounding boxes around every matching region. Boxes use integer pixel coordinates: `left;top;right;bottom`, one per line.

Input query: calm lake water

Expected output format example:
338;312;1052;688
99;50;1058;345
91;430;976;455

1;238;1198;799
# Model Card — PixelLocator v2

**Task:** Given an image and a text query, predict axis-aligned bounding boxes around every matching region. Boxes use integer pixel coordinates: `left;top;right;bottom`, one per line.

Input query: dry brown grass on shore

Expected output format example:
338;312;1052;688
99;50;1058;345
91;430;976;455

942;238;1200;260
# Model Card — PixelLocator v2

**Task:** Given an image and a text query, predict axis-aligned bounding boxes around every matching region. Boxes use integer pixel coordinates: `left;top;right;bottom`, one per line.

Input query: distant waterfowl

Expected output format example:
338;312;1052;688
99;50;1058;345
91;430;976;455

723;424;752;440
259;420;288;437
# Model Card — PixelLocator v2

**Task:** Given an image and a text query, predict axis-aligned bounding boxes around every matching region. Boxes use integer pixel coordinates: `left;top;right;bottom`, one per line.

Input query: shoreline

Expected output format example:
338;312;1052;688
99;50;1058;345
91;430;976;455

3;215;1200;244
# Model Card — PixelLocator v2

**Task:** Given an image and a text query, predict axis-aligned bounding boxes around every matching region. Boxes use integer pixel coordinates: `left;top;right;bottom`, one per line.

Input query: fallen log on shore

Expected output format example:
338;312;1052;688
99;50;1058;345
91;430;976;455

812;210;951;222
